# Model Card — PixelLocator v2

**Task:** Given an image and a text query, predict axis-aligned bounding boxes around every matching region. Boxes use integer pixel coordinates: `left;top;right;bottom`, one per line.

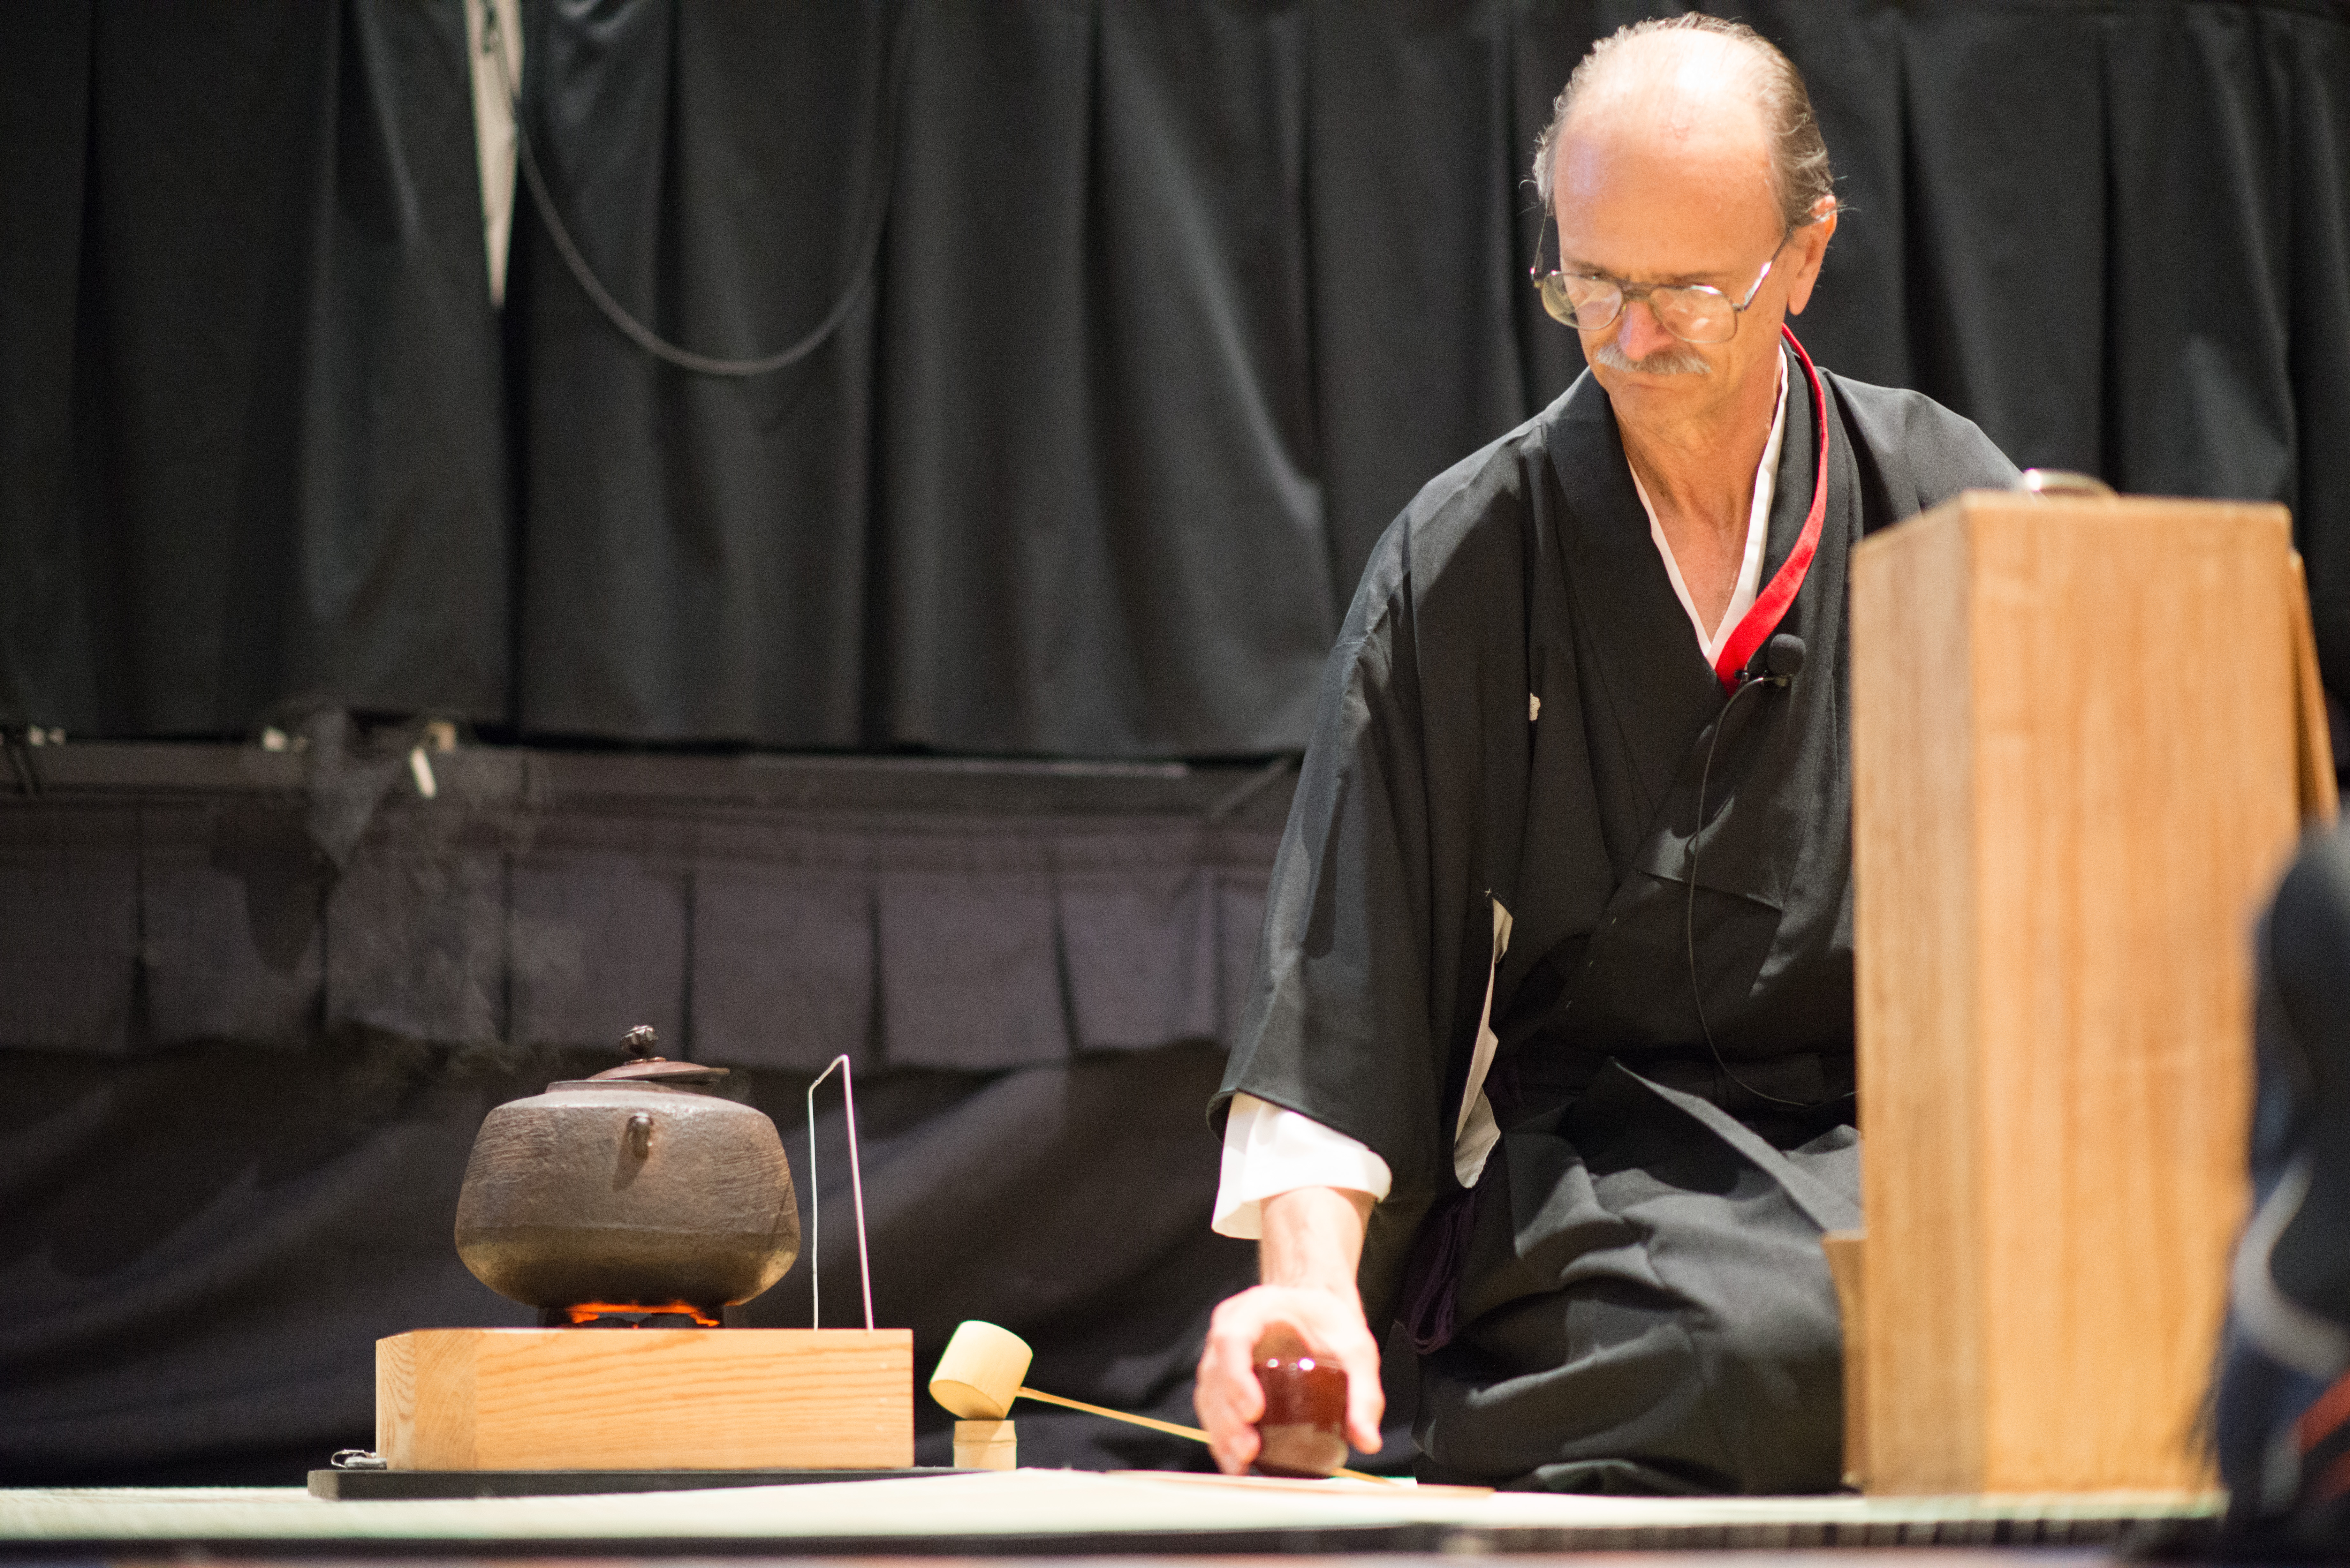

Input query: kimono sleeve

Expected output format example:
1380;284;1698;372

1833;374;2022;519
1210;518;1456;1216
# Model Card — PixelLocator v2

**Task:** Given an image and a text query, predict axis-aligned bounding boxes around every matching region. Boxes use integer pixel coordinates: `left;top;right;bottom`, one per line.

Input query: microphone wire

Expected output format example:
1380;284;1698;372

1684;666;1852;1111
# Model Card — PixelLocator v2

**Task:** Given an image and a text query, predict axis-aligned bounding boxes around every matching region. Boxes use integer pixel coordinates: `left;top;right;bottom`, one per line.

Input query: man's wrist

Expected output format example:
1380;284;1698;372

1257;1186;1373;1298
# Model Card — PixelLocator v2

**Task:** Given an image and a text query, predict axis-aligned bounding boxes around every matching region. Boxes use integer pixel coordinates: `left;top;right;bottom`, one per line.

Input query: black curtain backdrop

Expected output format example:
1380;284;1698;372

3;0;2345;755
4;0;2346;1488
0;0;509;737
0;749;1380;1484
0;1033;1273;1484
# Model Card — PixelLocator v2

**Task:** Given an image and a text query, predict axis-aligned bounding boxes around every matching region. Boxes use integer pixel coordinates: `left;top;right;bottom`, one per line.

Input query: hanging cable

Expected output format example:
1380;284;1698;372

481;0;918;377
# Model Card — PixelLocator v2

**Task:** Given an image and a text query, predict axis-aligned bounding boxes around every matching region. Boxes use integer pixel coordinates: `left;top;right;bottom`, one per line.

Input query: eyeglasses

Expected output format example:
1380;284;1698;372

1530;222;1791;345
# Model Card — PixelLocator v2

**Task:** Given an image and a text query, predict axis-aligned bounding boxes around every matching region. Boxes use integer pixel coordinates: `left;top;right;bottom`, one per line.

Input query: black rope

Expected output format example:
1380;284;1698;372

483;0;918;377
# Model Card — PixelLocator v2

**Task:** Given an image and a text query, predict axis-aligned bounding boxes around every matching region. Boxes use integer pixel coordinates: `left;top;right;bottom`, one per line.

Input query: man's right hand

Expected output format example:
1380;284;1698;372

1194;1186;1384;1474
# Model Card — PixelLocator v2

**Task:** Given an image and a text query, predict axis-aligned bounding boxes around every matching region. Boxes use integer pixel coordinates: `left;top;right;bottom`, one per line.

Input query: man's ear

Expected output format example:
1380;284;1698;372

1782;197;1838;316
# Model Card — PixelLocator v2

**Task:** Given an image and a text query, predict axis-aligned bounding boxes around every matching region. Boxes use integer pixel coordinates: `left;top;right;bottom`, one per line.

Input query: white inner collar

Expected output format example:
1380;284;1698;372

1628;354;1789;666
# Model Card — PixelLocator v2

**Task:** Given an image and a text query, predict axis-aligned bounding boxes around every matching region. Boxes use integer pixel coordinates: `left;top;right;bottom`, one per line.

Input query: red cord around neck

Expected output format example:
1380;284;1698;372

1711;326;1829;690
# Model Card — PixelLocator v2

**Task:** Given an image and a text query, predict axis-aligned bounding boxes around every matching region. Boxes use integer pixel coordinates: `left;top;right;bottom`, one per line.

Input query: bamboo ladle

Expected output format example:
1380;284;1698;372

928;1319;1392;1484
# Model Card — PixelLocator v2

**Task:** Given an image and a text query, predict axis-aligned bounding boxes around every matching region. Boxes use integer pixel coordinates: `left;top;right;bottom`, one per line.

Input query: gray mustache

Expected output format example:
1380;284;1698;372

1591;338;1711;376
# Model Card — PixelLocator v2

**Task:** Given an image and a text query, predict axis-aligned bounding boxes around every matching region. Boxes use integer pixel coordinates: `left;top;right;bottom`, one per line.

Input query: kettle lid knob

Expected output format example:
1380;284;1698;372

582;1025;729;1088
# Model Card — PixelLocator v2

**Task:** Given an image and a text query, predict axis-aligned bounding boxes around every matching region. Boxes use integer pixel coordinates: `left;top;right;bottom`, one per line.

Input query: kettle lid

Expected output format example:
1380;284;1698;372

582;1025;730;1087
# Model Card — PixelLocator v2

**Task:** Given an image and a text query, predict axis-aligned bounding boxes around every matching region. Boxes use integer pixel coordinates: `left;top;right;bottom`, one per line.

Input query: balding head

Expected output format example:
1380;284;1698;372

1533;17;1833;237
1528;17;1841;439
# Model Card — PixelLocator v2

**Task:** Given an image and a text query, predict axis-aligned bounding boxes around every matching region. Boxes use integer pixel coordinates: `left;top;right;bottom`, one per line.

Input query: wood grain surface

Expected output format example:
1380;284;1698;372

1820;1230;1868;1490
377;1328;913;1470
1851;492;2300;1494
954;1419;1017;1471
2287;553;2339;826
1851;501;1985;1492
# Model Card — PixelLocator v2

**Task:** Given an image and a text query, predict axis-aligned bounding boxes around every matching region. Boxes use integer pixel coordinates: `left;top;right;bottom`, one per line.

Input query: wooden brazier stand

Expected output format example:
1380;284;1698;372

376;1328;913;1471
377;1039;915;1473
1844;489;2334;1494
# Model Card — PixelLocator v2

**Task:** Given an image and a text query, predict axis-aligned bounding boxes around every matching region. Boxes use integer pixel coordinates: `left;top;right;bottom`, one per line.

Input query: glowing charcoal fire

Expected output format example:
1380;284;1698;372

559;1301;724;1328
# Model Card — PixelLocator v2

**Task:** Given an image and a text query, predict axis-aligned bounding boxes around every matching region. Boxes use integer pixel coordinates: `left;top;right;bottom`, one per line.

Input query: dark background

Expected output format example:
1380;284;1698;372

6;0;2346;751
3;0;2347;1484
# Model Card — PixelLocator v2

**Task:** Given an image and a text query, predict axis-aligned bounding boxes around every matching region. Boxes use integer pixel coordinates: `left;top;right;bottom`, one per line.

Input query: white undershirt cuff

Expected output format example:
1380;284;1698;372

1210;1093;1394;1241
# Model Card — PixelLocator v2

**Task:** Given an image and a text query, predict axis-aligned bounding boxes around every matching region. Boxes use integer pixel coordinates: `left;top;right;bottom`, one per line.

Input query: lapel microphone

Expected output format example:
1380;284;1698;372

1747;632;1807;689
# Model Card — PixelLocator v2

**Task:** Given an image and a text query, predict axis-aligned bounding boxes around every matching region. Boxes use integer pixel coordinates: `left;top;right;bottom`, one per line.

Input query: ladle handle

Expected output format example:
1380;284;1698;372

1012;1386;1394;1485
1015;1385;1206;1440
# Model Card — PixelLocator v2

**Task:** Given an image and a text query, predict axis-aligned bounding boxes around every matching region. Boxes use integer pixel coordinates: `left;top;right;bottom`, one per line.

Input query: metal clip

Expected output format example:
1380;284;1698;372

2018;468;2117;499
807;1055;876;1331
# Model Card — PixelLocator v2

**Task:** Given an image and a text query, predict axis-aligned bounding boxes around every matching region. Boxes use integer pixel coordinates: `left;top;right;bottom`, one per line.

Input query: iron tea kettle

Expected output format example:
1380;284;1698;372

454;1027;800;1315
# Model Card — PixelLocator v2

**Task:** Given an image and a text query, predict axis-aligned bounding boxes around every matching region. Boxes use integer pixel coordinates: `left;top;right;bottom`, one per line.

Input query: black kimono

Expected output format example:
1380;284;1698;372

1212;340;2017;1494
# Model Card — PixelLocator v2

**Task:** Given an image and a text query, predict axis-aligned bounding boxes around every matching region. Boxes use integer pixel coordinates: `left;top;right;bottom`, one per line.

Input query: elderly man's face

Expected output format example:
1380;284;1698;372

1550;88;1832;430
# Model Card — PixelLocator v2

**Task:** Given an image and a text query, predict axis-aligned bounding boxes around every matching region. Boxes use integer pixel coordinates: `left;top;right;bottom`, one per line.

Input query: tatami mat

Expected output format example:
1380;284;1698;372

0;1469;2222;1555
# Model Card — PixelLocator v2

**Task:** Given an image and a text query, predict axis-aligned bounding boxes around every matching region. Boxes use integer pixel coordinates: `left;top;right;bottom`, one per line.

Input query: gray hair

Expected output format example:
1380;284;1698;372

1531;14;1835;234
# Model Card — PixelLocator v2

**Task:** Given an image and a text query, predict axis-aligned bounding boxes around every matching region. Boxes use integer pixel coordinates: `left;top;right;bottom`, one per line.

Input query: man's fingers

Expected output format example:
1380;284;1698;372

1211;1420;1260;1474
1195;1285;1384;1469
1261;1297;1385;1453
1197;1298;1277;1473
1196;1373;1262;1451
1282;1301;1385;1457
1341;1343;1386;1455
1200;1312;1268;1424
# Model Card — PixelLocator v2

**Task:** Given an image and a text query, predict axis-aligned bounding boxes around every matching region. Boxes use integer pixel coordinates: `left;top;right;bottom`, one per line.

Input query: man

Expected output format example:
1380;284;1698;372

1194;16;2018;1493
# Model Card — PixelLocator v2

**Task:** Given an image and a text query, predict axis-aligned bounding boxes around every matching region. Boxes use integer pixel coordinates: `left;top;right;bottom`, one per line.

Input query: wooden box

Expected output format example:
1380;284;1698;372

377;1328;914;1470
1848;491;2315;1494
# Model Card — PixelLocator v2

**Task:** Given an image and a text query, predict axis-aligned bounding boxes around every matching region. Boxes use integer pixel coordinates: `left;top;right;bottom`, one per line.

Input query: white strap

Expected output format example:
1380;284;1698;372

1452;897;1513;1187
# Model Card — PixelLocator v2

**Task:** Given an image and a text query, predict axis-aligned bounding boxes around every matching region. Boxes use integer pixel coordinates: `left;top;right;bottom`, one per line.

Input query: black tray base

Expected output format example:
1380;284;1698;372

309;1467;970;1500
